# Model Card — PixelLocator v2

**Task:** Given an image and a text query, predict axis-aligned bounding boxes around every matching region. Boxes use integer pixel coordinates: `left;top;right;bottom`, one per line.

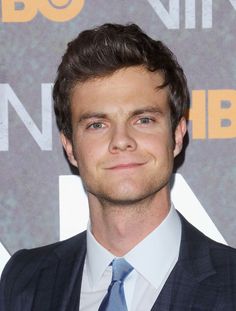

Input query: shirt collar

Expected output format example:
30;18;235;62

86;225;114;288
124;205;181;288
86;205;181;289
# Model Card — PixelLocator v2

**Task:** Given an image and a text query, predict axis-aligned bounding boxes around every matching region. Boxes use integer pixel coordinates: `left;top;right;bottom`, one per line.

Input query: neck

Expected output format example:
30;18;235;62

88;188;171;256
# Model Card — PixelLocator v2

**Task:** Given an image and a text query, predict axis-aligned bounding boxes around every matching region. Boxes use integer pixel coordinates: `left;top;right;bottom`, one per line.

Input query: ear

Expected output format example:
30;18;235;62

60;133;78;167
173;117;187;157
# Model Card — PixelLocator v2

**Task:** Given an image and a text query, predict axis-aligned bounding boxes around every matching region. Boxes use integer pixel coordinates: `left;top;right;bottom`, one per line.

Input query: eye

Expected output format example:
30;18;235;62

137;117;154;124
87;122;105;129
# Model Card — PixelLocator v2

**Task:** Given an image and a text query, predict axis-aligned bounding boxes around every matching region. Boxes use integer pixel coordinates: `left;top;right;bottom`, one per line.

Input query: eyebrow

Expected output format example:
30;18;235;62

78;112;107;123
78;105;163;123
130;106;163;117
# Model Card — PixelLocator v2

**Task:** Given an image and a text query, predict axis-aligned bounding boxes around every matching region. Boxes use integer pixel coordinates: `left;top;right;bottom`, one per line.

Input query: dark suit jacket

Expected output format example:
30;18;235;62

0;213;236;310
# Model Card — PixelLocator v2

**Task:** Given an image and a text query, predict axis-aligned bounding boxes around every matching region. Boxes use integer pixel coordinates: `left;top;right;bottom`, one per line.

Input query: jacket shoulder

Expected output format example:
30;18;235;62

0;231;86;306
208;237;236;272
3;231;86;273
179;211;236;275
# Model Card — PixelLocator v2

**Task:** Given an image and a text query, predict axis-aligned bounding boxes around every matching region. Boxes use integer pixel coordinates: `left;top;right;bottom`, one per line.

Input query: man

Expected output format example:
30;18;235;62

0;23;236;311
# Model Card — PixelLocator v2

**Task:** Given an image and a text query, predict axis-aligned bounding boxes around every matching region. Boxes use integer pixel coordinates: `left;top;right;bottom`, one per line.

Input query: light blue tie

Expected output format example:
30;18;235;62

98;258;133;311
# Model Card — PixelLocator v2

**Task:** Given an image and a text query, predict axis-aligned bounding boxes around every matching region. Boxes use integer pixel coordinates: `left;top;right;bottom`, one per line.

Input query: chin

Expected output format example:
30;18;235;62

86;177;170;206
100;195;148;207
97;187;160;207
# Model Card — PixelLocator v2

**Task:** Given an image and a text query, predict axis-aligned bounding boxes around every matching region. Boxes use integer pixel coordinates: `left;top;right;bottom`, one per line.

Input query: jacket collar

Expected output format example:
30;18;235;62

177;212;216;282
151;212;218;310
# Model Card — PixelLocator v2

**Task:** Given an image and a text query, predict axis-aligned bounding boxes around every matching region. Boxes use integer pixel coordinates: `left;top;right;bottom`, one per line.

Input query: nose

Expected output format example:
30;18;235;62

108;125;137;153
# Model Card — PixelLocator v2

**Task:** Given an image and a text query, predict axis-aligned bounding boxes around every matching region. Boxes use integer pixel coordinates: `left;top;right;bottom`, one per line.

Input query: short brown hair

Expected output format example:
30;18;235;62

53;23;189;140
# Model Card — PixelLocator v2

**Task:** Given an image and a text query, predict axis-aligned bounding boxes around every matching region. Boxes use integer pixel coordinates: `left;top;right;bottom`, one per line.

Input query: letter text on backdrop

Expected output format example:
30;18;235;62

0;84;52;151
1;0;85;22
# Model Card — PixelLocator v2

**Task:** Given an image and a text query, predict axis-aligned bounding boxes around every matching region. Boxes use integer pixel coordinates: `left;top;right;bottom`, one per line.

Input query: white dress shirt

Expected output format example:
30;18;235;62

79;205;182;311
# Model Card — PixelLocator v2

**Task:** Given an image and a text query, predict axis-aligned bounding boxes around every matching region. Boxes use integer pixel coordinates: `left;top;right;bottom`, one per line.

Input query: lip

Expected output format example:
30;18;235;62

106;162;146;170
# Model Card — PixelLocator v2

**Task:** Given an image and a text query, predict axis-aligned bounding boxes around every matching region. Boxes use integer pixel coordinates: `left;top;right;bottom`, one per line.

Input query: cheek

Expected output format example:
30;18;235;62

74;137;107;169
140;133;172;156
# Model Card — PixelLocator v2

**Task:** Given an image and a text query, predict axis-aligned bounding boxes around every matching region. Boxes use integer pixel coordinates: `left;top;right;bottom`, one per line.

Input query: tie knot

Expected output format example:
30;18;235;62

112;258;133;282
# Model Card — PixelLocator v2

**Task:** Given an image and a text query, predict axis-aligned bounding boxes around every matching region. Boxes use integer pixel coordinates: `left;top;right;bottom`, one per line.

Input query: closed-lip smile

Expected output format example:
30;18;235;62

106;162;146;170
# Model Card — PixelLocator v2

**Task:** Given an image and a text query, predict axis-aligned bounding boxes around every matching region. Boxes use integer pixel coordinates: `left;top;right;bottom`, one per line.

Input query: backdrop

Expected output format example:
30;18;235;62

0;0;236;274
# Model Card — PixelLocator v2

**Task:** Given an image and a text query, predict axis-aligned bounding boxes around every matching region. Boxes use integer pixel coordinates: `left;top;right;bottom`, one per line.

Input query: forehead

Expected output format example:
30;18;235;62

71;66;169;116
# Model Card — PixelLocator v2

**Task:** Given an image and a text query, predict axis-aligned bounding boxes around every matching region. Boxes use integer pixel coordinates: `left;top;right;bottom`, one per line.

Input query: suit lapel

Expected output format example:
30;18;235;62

49;247;86;311
151;213;218;310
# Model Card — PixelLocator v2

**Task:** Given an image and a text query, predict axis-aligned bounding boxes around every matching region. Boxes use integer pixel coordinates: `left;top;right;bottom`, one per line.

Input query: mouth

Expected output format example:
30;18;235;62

106;162;146;170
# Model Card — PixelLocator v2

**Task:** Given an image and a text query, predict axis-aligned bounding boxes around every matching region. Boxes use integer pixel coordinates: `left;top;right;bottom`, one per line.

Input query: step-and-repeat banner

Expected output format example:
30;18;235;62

0;0;236;274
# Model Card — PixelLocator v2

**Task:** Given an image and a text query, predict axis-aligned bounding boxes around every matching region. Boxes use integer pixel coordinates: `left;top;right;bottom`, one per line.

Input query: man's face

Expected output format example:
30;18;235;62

62;66;186;205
